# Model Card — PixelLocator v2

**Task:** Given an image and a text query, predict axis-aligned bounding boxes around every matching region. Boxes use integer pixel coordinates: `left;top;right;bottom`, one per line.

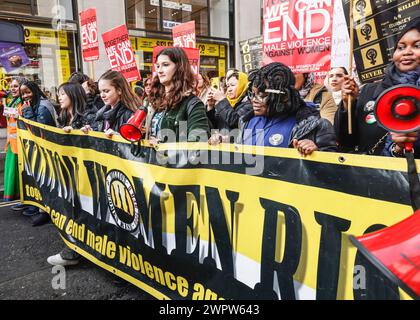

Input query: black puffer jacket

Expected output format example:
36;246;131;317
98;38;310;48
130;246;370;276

208;95;253;131
238;105;337;152
95;102;134;132
70;104;98;130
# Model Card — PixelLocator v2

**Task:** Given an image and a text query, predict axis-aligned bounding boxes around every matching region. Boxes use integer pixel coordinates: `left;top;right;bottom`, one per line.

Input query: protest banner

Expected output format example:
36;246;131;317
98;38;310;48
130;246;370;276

152;46;200;76
18;117;415;300
79;8;100;62
263;0;335;73
342;0;420;84
0;42;30;72
172;21;196;48
239;36;263;73
102;24;141;82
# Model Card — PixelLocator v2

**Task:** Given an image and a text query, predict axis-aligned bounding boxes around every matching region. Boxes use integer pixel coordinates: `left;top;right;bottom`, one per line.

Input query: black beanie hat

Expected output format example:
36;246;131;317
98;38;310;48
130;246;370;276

394;16;420;50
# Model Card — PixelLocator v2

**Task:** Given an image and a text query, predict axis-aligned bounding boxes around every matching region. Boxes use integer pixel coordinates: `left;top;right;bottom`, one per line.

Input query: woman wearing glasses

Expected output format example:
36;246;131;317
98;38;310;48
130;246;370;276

238;62;337;156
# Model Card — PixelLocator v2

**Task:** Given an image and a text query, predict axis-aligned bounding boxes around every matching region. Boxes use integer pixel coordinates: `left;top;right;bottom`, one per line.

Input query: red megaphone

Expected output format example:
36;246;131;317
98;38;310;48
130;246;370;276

119;109;147;142
349;210;420;300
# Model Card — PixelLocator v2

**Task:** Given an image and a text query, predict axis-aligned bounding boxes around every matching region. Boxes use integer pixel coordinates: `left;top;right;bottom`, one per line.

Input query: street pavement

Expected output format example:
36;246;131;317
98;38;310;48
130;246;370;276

0;201;155;300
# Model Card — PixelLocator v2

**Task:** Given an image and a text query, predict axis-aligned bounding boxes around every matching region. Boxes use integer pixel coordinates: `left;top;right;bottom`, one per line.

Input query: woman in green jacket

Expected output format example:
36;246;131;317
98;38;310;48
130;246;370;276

147;47;210;144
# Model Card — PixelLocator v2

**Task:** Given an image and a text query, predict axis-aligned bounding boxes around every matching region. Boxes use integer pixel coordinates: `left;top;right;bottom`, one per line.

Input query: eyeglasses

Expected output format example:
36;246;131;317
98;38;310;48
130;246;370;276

247;88;284;102
248;91;269;102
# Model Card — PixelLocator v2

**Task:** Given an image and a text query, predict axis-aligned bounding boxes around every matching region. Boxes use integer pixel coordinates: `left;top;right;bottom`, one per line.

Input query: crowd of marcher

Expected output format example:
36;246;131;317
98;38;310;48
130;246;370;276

0;17;418;272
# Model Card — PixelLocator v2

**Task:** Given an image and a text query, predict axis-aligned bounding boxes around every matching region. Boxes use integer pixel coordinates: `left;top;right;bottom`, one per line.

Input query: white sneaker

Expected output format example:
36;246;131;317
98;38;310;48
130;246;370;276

47;253;79;266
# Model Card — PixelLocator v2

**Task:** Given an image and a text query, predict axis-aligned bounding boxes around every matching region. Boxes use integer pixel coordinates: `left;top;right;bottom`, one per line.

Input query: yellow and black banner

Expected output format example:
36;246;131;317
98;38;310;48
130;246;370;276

18;118;415;300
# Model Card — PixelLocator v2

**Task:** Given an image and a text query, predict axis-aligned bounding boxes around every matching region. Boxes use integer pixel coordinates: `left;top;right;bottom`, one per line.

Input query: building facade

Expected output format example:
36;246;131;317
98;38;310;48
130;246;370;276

0;0;261;95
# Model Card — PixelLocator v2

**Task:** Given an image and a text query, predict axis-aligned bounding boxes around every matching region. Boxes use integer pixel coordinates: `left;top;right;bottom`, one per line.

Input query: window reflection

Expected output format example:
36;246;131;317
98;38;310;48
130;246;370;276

127;0;161;31
0;0;32;15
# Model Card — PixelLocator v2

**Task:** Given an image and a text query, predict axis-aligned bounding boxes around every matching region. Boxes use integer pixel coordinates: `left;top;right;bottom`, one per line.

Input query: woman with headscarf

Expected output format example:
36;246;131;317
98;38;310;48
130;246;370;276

207;70;253;144
3;76;26;203
335;17;420;156
237;63;337;155
295;72;338;125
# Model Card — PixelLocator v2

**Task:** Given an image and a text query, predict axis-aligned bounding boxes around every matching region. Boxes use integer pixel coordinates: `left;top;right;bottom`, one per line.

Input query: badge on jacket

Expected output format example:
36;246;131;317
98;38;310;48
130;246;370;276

365;113;377;124
364;101;375;113
269;134;284;146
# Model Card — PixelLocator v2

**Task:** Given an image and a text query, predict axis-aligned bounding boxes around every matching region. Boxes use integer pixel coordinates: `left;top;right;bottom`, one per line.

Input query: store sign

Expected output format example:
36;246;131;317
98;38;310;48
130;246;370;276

172;21;196;48
137;37;222;57
56;49;71;84
240;36;263;73
24;27;68;47
163;20;181;30
152;46;200;76
102;24;141;82
150;0;192;12
79;8;100;62
0;42;30;73
262;0;335;73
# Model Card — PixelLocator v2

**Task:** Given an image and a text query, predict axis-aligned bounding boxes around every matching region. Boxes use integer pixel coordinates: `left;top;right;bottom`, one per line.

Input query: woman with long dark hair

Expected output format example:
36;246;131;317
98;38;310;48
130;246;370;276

147;47;209;143
19;80;58;225
20;81;58;127
57;82;98;131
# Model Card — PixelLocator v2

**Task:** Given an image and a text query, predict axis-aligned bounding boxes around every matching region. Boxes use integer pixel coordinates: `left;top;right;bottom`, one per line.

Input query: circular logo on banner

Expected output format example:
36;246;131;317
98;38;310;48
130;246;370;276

269;134;284;146
365;113;377;125
364;101;376;113
106;170;139;232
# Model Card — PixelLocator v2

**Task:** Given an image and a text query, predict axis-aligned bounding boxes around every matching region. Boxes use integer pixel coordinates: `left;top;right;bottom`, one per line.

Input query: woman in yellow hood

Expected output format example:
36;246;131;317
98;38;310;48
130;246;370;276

207;71;253;144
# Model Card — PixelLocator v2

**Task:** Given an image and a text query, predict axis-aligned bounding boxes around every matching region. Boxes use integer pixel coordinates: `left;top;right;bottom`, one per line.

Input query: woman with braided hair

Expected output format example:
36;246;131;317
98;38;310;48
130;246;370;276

238;62;337;156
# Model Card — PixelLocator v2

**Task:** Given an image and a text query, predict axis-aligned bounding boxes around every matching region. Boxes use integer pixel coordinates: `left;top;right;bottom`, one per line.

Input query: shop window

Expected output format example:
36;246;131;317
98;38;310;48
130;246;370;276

0;25;77;104
161;0;209;36
33;0;74;19
127;0;161;31
209;0;229;38
0;0;32;15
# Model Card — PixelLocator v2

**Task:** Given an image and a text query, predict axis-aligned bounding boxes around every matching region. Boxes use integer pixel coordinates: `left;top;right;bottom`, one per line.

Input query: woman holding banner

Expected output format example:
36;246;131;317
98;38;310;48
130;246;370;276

3;77;25;204
147;47;210;144
238;62;337;156
82;70;142;138
20;80;58;226
335;17;420;155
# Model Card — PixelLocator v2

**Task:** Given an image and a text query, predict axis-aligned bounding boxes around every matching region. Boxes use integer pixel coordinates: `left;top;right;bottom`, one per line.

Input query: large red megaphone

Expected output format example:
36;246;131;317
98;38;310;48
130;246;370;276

119;109;147;142
375;84;420;152
349;211;420;300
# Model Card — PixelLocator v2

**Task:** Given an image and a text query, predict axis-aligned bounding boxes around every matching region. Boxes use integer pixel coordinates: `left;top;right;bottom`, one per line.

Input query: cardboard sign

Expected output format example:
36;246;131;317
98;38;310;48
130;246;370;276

102;24;141;82
79;8;99;62
263;0;335;73
172;21;196;48
342;0;420;84
152;46;200;76
0;42;30;73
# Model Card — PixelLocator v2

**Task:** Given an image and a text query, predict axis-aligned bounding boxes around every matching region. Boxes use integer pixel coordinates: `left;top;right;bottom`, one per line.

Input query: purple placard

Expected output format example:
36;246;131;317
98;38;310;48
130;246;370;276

0;42;30;72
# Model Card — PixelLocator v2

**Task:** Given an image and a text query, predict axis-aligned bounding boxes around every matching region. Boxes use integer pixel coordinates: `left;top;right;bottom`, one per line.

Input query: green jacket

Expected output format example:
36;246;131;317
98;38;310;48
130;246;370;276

160;95;210;142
